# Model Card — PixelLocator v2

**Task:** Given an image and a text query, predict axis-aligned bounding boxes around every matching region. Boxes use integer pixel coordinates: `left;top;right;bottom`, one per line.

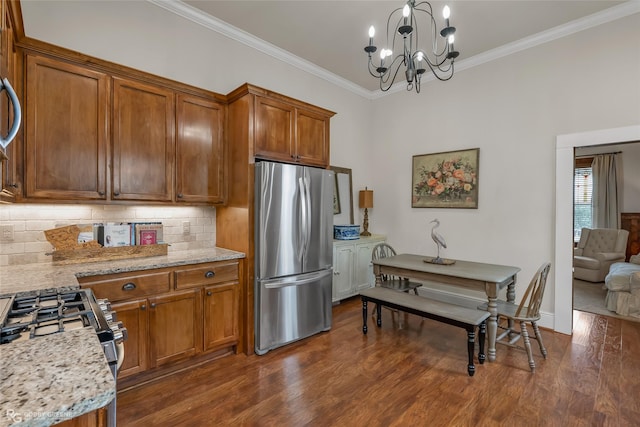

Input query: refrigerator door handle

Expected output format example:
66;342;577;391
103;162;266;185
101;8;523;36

303;175;312;257
261;269;333;289
298;176;308;260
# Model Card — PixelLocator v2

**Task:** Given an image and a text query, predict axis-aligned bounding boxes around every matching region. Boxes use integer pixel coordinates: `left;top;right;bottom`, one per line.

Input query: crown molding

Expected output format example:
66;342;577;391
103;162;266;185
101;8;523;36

149;0;640;100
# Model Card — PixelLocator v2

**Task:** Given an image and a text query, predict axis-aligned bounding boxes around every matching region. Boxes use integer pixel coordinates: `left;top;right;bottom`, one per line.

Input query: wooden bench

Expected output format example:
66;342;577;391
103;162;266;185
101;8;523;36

360;286;490;376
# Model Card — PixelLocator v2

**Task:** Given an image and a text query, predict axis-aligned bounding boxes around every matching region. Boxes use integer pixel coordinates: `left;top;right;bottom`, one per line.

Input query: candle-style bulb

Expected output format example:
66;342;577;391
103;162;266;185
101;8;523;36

448;34;455;45
368;26;375;38
443;5;450;19
403;4;410;18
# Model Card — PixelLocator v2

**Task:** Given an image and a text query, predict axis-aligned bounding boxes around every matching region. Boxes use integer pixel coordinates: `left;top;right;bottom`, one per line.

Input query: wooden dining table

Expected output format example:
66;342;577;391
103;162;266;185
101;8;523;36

371;254;521;362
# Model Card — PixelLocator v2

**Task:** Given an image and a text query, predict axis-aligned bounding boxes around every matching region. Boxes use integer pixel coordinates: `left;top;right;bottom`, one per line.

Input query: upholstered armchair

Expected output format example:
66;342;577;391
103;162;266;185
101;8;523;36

573;228;629;282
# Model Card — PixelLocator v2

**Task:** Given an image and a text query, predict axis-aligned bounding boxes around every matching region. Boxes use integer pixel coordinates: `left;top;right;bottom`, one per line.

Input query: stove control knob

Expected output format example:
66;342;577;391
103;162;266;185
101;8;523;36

96;299;112;312
110;322;128;343
104;311;117;323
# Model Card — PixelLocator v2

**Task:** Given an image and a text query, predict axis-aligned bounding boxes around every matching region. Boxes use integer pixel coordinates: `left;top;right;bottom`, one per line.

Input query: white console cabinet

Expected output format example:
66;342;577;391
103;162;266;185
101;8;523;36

332;235;386;302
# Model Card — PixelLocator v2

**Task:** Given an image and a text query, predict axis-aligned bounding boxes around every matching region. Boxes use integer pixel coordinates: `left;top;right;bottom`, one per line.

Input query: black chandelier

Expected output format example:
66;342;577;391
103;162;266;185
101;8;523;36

364;0;459;93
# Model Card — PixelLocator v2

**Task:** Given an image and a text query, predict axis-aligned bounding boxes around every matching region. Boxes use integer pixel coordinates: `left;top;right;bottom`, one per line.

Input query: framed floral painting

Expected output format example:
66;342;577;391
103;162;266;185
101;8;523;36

412;148;479;209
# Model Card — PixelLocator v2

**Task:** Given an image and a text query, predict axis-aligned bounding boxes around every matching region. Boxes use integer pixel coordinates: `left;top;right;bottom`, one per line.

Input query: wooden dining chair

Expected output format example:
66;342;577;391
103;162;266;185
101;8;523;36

481;262;551;372
371;243;422;327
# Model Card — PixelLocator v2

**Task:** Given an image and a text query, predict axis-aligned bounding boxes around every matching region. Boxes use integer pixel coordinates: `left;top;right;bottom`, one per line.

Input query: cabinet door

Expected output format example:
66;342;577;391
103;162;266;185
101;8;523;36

112;299;148;379
333;244;354;301
112;77;174;201
52;408;106;427
176;94;224;204
355;242;377;291
148;289;202;367
0;3;15;201
203;283;239;351
254;96;295;162
295;107;330;168
24;55;109;200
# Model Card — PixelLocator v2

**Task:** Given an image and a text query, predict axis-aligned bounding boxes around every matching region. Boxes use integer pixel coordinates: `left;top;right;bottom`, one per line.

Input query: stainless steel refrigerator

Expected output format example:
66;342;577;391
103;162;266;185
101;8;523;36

254;160;334;355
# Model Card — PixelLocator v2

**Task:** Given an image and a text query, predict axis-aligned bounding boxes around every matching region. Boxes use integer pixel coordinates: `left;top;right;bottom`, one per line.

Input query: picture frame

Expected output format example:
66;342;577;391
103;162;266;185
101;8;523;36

333;172;341;214
411;148;479;209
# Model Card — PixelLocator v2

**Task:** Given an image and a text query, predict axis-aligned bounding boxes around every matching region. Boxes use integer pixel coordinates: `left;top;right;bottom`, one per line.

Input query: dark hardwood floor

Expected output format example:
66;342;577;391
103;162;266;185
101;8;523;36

118;297;640;426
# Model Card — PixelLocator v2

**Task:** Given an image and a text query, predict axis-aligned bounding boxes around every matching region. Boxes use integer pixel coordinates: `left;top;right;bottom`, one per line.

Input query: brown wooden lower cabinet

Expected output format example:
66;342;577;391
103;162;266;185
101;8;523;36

148;289;202;367
111;299;148;378
78;259;242;387
204;283;239;351
53;408;106;427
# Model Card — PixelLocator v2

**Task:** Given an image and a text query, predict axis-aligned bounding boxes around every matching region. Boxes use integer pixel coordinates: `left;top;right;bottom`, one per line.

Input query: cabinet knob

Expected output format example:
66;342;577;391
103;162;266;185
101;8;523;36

141;304;146;310
122;282;136;291
98;191;105;196
205;271;215;279
10;183;18;188
177;193;183;198
207;291;212;296
113;191;120;196
150;303;156;308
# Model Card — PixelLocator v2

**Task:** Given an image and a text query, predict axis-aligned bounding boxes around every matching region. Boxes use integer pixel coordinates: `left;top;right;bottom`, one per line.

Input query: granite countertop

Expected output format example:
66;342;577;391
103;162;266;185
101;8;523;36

0;247;245;426
0;328;115;427
0;247;245;294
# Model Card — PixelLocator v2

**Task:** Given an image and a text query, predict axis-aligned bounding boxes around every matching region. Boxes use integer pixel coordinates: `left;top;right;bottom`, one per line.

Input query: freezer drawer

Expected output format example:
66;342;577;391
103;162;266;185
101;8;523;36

255;269;332;355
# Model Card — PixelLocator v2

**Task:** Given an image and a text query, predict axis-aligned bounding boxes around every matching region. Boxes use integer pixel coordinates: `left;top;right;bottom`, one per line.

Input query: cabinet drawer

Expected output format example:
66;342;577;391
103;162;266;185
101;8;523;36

174;261;239;289
80;271;171;302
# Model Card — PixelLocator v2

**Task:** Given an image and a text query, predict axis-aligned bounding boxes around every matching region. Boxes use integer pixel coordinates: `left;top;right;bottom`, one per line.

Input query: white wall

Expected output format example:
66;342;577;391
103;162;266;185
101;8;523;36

14;2;640;329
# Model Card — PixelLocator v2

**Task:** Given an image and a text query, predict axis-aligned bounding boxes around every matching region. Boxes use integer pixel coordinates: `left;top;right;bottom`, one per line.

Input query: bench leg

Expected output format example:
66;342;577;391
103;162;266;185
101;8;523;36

467;328;476;377
362;299;368;335
478;321;486;364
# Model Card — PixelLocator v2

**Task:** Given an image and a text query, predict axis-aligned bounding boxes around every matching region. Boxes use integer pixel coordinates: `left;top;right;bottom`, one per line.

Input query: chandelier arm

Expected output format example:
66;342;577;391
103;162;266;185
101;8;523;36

379;55;407;85
420;57;455;81
379;59;406;92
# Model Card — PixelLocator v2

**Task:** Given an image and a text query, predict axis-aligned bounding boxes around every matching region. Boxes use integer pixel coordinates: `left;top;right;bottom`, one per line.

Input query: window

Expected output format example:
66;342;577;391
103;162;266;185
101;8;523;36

574;157;593;242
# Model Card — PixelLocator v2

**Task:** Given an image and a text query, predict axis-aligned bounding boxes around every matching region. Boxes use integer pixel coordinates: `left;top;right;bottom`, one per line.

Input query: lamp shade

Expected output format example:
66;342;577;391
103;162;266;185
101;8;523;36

359;188;373;209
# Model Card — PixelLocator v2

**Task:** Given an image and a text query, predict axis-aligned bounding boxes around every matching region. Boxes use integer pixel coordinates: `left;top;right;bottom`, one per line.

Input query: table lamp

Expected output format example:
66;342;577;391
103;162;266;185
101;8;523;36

359;187;373;236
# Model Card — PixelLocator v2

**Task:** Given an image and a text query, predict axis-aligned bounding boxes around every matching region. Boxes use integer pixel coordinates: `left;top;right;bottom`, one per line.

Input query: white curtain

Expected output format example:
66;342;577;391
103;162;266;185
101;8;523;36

591;153;620;229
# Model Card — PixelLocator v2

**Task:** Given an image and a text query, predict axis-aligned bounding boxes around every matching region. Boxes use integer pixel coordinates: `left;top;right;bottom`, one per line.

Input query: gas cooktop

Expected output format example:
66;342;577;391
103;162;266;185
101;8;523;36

0;287;117;345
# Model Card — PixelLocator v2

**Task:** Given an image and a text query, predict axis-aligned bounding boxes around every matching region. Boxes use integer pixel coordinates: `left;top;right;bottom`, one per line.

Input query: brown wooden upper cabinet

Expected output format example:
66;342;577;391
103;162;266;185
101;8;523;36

254;95;332;168
245;86;334;168
24;54;109;200
18;48;226;205
112;77;174;202
176;94;225;204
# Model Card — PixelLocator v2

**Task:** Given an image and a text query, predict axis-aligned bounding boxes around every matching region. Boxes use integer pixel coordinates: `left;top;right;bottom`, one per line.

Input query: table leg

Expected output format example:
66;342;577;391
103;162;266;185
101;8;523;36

506;275;517;341
507;276;517;303
374;267;383;287
362;299;368;335
478;321;486;364
486;293;498;362
467;328;476;377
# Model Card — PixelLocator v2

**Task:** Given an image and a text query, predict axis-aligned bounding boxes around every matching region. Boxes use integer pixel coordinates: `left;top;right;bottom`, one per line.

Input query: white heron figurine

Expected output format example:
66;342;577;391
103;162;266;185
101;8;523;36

430;218;447;264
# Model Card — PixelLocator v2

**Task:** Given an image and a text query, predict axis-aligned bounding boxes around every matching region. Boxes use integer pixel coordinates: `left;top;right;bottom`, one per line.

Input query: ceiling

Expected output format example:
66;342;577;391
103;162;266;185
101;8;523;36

177;0;633;95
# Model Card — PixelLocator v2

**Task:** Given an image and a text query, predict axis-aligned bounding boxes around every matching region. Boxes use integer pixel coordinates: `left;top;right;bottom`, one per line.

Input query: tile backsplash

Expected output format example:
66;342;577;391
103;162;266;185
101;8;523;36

0;204;216;266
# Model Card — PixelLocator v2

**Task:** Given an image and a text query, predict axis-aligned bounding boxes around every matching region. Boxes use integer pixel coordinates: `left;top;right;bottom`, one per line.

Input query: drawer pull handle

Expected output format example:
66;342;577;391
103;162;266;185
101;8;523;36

122;282;136;291
205;271;215;279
